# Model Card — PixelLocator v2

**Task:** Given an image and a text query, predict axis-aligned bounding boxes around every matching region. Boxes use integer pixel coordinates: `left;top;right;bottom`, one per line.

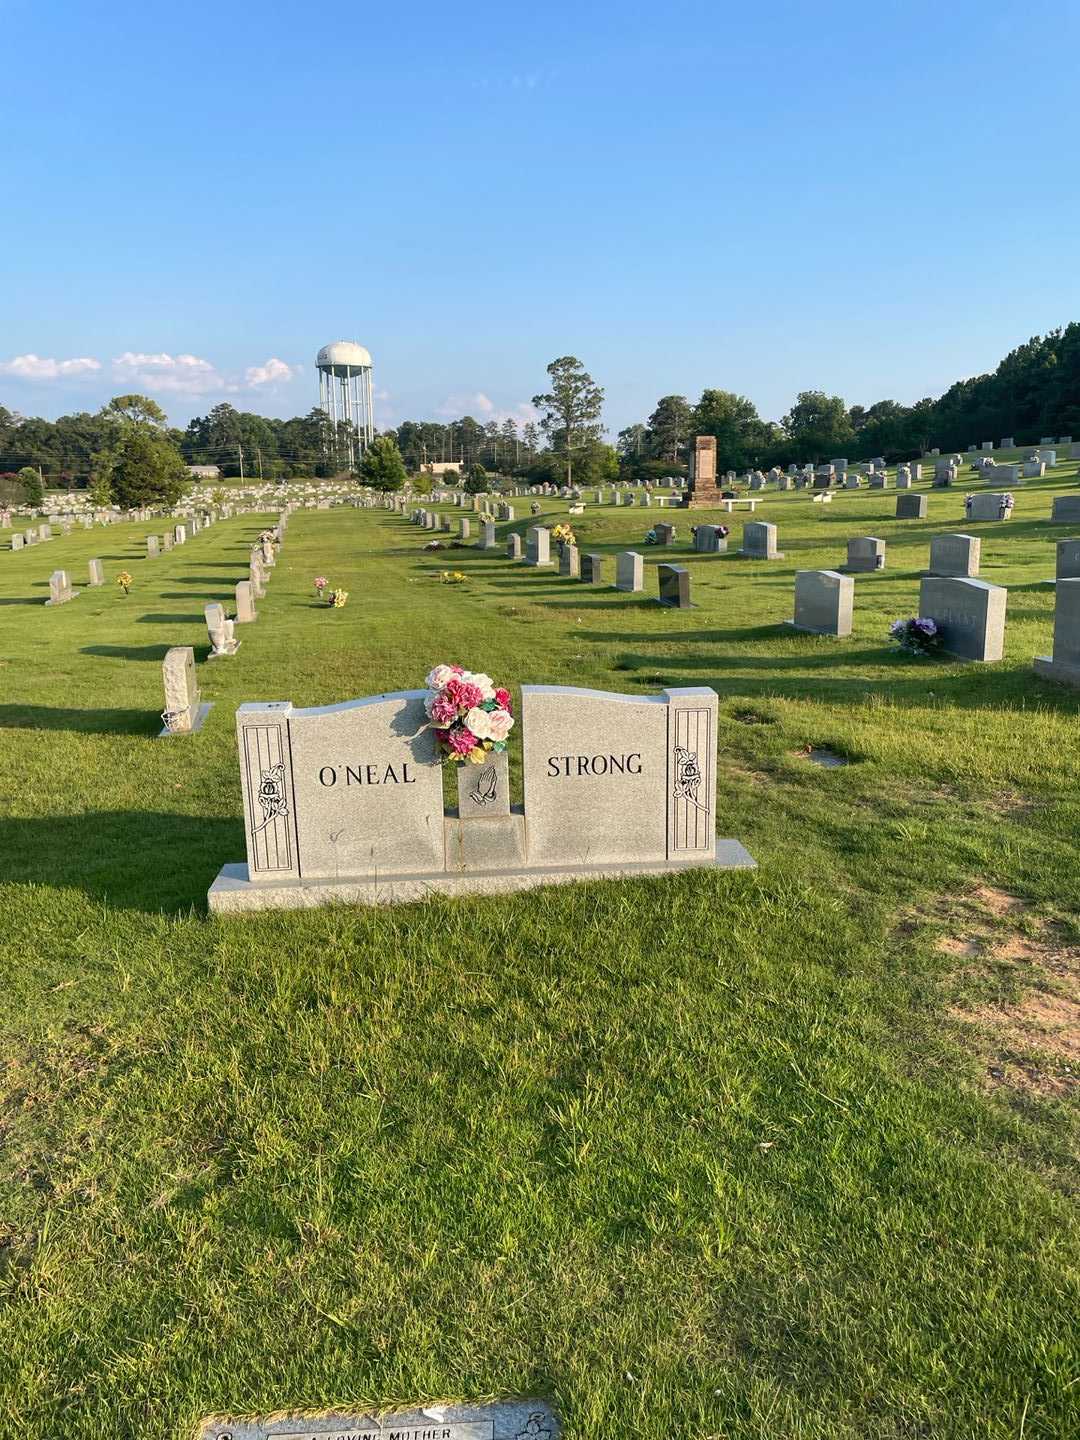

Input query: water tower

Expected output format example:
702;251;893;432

316;340;374;465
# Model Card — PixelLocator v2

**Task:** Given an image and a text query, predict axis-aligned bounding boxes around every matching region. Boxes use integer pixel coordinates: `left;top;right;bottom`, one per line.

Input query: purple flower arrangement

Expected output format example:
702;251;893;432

889;616;943;656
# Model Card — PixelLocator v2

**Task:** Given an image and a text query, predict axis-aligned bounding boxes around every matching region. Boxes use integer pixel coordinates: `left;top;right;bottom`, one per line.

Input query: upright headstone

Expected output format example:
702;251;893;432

693;525;728;553
205;602;240;658
1051;496;1080;523
147;535;159;557
1034;579;1080;688
918;577;1007;662
657;564;691;607
162;532;173;551
845;536;885;572
458;517;471;540
896;494;928;520
45;570;76;606
235;580;257;622
654;522;676;546
507;532;523;560
581;553;606;585
739;521;783;559
559;543;580;578
929;533;980;578
615;550;644;593
11;533;23;551
160;647;210;735
525;526;553;566
88;558;104;586
967;492;1013;522
1055;539;1080;581
174;524;186;545
479;520;497;550
787;569;853;637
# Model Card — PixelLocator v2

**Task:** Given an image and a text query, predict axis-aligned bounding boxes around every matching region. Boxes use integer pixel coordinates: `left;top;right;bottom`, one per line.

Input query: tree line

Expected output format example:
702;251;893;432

4;324;1080;502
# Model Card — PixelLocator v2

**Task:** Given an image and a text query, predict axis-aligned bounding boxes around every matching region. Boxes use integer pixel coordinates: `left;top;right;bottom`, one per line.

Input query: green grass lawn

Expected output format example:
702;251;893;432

0;472;1078;1439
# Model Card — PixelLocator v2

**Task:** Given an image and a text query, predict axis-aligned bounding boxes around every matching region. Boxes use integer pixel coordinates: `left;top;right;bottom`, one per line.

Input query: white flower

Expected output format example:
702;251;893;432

464;706;492;739
464;671;496;700
487;709;514;742
425;663;456;689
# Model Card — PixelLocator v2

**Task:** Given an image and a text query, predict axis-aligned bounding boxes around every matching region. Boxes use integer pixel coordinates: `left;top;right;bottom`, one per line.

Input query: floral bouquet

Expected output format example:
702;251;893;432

424;663;514;764
440;570;468;584
552;522;577;548
326;587;348;608
314;576;327;598
889;616;942;656
644;528;658;545
115;571;133;596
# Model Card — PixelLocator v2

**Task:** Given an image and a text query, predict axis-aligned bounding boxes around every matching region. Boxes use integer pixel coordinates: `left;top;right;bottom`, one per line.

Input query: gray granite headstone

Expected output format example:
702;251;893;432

507;533;523;560
967;492;1012;522
739;521;782;559
147;535;159;557
458;517;471;540
929;533;980;577
234;692;444;884
896;494;927;519
559;543;580;578
615;550;643;592
654;522;676;545
693;525;727;553
525;526;552;566
657;563;690;607
521;685;719;868
1052;496;1080;523
1034;578;1080;688
88;558;104;586
580;553;605;585
788;569;853;636
45;569;76;606
845;536;885;572
918;576;1007;662
1056;539;1080;581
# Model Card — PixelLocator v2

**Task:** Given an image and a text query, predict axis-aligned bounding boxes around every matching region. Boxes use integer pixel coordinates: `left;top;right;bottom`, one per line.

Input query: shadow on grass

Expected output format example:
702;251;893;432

0;703;158;733
0;596;42;605
2;810;240;913
81;643;178;662
135;612;204;624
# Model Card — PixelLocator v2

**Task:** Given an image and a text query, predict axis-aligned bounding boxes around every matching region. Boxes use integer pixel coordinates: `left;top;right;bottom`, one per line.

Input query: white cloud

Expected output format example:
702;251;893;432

437;390;495;417
0;353;101;379
245;356;294;386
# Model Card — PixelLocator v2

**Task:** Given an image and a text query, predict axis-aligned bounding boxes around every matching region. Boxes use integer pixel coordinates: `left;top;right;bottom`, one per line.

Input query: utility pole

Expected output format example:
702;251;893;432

238;443;245;481
256;446;263;481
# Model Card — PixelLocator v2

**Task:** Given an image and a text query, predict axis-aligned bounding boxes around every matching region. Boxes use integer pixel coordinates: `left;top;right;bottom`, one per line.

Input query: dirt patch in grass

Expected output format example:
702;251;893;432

987;789;1043;820
969;884;1025;916
951;987;1079;1097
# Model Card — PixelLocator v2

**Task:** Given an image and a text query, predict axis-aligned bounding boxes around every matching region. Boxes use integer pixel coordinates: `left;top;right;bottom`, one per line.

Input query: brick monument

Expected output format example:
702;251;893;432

681;435;722;508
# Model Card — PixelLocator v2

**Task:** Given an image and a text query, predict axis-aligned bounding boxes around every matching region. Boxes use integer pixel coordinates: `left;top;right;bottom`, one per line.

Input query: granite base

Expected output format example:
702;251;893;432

1034;655;1080;689
208;839;757;912
158;701;212;737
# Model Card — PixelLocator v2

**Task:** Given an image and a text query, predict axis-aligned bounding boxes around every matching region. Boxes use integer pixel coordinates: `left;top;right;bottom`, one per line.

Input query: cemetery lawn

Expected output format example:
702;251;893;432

1;479;1079;1440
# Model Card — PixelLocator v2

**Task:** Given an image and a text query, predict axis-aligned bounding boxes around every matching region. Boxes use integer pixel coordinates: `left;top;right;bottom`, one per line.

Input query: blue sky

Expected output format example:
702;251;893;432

2;0;1078;435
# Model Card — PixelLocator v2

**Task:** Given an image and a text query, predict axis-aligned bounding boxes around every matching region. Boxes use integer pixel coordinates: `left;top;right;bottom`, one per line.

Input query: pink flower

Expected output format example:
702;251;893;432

314;576;327;589
494;687;512;713
487;709;514;742
445;678;483;711
447;726;477;755
426;694;458;728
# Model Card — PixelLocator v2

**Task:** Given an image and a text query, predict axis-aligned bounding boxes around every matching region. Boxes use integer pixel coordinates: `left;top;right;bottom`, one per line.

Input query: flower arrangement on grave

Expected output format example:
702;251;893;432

424;539;444;551
644;527;658;545
888;616;943;656
551;522;577;549
691;524;729;540
313;576;327;597
999;492;1016;517
326;587;349;608
440;570;468;585
115;570;133;596
424;663;515;764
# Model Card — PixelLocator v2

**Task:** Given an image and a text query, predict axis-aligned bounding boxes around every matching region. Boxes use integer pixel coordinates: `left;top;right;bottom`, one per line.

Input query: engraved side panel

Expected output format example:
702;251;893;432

236;703;300;881
666;693;715;859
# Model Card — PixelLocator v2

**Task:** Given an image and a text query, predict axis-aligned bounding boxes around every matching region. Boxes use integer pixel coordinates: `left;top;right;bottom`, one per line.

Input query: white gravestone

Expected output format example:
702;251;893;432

615;550;644;592
525;526;553;566
159;646;211;735
739;521;783;559
45;570;77;606
235;580;257;622
918;577;1007;662
845;537;885;572
88;558;104;586
205;602;240;658
786;570;853;637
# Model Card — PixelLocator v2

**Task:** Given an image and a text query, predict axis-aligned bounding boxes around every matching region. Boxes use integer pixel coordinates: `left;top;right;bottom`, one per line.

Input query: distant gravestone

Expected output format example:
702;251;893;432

45;570;76;606
693;524;728;553
967;492;1013;522
162;532;173;551
615;550;644;592
581;553;605;585
174;524;186;545
559;543;580;578
787;569;853;637
507;532;523;560
11;533;23;551
458;517;471;540
1023;461;1046;478
654;521;676;546
1034;578;1080;688
657;563;691;607
205;602;240;658
739;521;783;559
1051;496;1080;523
235;580;257;622
525;526;553;566
147;535;159;557
88;558;104;586
919;576;1007;662
896;466;912;489
479;520;497;550
896;494;927;520
846;536;885;572
160;646;210;735
929;533;980;578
